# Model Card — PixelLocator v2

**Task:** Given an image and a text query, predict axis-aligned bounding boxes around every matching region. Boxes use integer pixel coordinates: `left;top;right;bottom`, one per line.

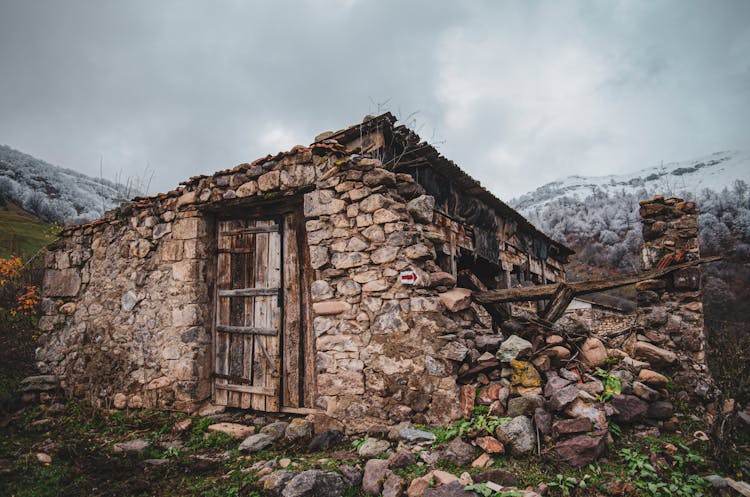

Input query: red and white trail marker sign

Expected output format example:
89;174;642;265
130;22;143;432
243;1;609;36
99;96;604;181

400;270;418;285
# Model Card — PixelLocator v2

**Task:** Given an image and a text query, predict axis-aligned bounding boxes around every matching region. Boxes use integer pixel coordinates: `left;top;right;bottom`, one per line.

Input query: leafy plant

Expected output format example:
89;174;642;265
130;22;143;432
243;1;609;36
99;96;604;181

162;446;180;458
593;369;622;402
465;482;521;497
351;435;368;450
430;415;511;445
618;446;708;497
547;474;590;496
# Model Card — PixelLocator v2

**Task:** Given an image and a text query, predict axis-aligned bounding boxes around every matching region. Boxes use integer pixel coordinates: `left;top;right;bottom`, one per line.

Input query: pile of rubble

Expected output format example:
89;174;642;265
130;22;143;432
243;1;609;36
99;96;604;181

445;310;680;467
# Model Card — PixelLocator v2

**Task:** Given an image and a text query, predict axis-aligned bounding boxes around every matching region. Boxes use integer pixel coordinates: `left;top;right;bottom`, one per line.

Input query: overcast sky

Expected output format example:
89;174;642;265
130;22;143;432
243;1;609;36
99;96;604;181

1;1;748;199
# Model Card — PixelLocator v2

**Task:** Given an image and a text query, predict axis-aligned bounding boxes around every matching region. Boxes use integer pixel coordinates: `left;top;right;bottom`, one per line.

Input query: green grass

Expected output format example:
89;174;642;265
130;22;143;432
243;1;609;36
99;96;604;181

0;202;58;259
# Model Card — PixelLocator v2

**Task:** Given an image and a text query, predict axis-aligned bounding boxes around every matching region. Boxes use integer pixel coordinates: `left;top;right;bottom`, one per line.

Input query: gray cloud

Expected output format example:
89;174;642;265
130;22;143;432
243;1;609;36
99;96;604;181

0;0;748;199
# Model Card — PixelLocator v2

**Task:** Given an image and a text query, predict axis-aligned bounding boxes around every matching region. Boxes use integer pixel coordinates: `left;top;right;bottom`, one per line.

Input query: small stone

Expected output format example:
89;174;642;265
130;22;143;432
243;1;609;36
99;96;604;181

285;418;314;441
610;395;649;424
207;423;255;439
388;450;417;468
312;301;351;315
475;334;504;351
260;470;297;496
429;271;456;287
399;428;436;443
239;433;274;453
495;416;536;456
407;477;430;497
475;436;505;454
36;453;52;464
637;369;669;388
704;475;727;489
406;195;435;223
497;335;532;362
507;394;544;417
279;458;291;468
339;465;363;486
549;384;580;411
634;342;677;366
260;422;290;441
534;407;553;436
363;168;396;187
308;430;345;451
439;288;472;312
647;400;674;420
438;341;469;362
113;438;150;453
554;433;606;466
473;468;517;486
510;360;541;388
471;452;493;468
382;471;406;497
632;381;660;402
431;470;460;485
362;458;390;495
281;470;345;497
581;337;607;369
357;438;391;458
423;481;475;497
552;418;593;438
121;291;140;311
444;437;476;466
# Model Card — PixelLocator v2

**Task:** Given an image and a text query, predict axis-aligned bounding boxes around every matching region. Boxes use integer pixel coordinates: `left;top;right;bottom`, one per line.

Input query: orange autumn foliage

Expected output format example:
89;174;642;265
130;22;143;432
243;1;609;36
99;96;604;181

0;256;40;316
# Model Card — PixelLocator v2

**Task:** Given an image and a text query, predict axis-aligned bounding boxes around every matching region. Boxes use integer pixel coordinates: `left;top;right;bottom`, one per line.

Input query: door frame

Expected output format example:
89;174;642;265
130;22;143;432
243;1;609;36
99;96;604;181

206;197;317;413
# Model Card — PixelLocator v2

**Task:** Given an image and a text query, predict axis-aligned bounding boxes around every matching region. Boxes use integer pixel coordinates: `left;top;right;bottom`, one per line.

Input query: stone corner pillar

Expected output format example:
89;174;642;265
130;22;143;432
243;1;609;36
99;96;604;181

636;195;714;402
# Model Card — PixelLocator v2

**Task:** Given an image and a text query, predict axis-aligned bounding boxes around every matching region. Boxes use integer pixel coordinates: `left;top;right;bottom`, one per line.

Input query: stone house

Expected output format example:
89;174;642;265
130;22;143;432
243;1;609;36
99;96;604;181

36;113;572;431
564;297;635;336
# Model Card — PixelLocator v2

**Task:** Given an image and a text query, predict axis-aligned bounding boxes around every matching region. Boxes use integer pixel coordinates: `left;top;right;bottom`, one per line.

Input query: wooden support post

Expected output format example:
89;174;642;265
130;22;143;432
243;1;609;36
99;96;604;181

540;283;575;322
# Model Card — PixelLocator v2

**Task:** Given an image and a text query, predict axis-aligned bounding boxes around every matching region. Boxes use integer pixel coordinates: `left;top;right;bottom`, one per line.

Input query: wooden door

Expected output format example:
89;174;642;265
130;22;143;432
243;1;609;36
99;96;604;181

213;211;314;412
214;217;282;411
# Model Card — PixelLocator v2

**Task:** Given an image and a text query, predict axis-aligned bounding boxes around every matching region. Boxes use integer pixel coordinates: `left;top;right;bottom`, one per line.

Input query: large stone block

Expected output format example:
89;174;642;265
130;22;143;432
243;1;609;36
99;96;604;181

304;190;345;217
172;218;208;240
318;371;364;396
43;269;81;297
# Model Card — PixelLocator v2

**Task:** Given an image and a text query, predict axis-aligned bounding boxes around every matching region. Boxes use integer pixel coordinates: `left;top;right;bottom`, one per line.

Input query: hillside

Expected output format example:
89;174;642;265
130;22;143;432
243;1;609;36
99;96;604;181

0;202;56;259
0;144;137;225
513;150;750;213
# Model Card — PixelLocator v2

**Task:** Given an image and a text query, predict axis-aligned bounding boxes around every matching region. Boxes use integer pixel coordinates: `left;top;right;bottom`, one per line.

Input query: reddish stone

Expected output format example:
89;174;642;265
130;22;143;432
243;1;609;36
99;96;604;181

554;432;606;466
475;436;505;454
460;384;475;419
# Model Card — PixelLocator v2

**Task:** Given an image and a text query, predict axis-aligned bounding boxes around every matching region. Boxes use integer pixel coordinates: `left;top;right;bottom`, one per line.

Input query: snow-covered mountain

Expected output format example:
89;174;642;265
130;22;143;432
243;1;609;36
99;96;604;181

512;150;750;213
0;145;137;225
509;151;750;323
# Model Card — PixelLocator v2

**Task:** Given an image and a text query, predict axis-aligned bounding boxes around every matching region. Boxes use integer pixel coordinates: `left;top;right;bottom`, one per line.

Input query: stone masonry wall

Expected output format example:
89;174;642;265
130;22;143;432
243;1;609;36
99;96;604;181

302;155;501;432
635;195;713;401
36;137;498;425
38;206;214;411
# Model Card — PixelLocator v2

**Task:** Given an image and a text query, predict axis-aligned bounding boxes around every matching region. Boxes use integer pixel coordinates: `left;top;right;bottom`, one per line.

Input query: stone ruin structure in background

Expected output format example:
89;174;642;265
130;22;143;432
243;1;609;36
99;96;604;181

31;113;718;463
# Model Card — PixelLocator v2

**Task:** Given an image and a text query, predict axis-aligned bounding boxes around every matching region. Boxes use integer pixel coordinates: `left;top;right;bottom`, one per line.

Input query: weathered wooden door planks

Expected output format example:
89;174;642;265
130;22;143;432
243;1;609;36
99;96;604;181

214;218;282;410
212;210;314;412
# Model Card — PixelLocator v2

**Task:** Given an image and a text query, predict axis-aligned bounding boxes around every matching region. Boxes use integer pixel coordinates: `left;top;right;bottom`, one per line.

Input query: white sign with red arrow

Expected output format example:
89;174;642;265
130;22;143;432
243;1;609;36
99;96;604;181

399;270;418;285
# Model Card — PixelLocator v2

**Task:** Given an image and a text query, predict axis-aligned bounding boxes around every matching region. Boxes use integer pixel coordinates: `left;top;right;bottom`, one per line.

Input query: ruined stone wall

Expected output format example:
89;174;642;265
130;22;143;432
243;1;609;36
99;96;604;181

591;308;636;336
636;196;713;401
37;206;214;411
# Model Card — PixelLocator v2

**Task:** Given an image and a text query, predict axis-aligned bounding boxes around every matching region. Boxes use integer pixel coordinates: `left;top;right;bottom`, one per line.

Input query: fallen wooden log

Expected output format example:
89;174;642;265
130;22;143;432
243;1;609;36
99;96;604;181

474;256;722;304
